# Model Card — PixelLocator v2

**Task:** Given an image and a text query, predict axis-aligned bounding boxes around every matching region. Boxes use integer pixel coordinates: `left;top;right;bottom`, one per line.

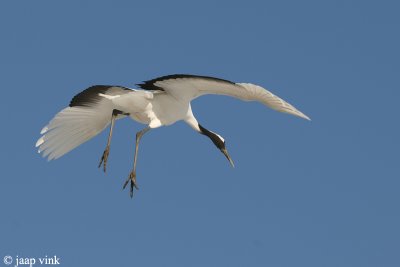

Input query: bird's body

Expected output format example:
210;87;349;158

36;74;310;197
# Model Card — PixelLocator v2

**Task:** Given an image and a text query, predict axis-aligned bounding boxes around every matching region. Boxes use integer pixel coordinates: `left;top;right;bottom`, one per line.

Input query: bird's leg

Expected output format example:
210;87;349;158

98;109;122;172
123;127;151;197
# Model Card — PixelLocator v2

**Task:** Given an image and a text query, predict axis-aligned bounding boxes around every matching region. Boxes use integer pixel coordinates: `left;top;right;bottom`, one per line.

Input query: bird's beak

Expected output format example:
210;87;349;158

221;147;235;167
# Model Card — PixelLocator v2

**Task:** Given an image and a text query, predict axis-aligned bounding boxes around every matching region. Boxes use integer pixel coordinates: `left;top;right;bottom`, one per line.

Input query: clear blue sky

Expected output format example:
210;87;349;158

1;1;399;266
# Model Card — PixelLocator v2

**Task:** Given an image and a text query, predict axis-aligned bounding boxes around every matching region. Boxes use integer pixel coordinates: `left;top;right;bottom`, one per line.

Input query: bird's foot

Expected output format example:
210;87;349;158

98;146;110;172
123;171;139;198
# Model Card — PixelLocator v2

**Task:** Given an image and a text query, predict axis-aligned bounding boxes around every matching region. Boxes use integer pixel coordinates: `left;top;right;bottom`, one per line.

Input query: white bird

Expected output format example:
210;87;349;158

36;74;310;197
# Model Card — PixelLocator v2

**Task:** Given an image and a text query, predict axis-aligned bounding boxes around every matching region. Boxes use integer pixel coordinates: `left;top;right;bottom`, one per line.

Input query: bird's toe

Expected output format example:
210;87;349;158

98;147;110;172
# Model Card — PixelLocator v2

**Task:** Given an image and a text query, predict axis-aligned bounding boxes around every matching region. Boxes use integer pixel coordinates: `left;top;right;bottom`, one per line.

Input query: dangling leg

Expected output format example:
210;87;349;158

98;109;123;172
123;126;151;197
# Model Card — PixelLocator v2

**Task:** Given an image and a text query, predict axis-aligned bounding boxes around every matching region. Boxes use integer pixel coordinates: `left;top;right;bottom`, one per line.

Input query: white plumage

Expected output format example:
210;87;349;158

36;106;111;160
36;74;310;197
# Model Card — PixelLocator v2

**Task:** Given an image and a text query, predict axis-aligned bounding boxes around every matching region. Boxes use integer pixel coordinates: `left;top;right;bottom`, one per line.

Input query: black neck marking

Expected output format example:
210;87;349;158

137;74;235;91
198;124;225;150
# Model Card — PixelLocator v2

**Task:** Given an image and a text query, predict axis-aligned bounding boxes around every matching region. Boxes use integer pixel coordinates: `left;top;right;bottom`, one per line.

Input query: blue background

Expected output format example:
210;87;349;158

1;1;399;266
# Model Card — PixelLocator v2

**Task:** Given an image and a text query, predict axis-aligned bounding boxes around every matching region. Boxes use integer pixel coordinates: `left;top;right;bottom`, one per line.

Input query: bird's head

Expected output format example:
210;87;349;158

198;124;235;167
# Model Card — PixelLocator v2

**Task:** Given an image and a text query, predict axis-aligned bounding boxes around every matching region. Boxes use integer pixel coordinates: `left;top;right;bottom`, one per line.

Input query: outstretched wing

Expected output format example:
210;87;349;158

36;85;133;160
138;74;310;120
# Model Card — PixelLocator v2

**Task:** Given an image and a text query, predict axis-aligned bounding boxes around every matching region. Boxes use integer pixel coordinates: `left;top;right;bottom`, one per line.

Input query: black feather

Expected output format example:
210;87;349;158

69;85;131;107
137;74;235;91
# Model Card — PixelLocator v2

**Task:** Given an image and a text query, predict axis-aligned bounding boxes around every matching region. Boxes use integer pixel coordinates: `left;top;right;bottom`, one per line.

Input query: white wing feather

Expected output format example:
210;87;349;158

36;106;113;160
236;83;310;120
36;85;141;160
151;77;310;120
